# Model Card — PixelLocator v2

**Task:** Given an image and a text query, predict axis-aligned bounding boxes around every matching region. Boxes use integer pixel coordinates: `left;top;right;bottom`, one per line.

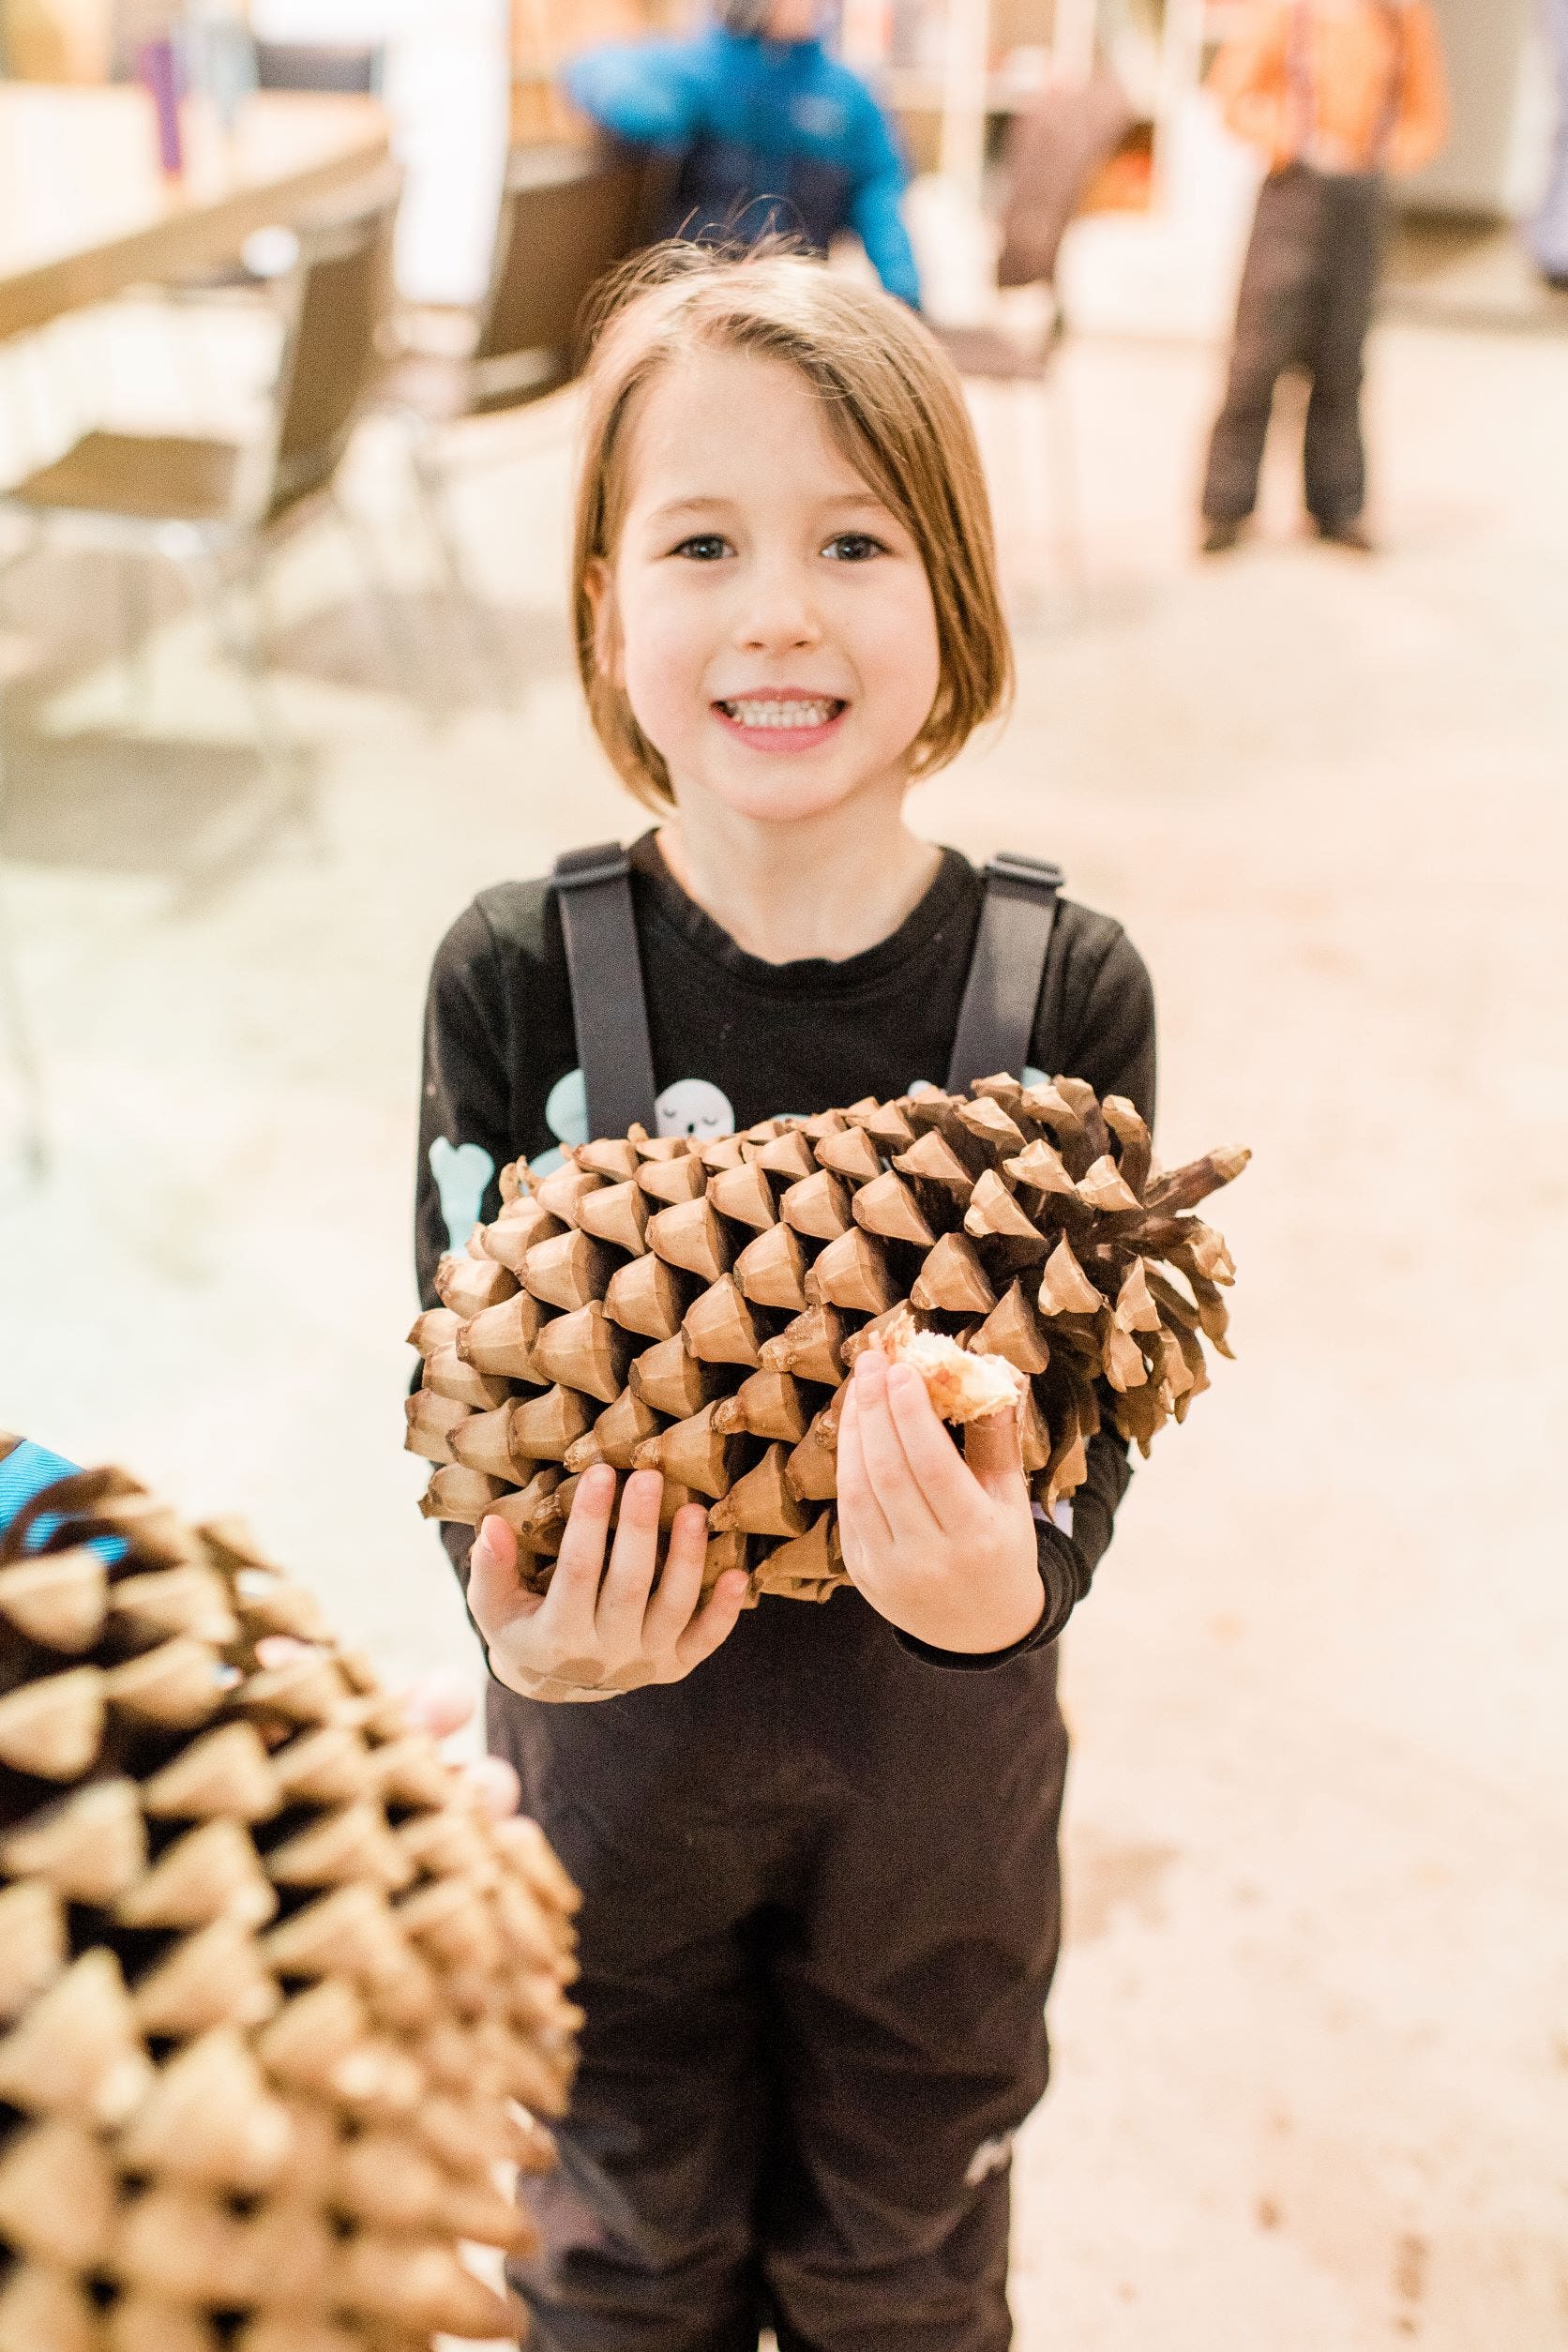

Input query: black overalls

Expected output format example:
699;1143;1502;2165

497;848;1068;2352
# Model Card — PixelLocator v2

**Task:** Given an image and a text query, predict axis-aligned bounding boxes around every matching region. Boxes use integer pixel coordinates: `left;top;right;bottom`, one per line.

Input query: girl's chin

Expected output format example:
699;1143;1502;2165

645;727;919;823
693;770;898;828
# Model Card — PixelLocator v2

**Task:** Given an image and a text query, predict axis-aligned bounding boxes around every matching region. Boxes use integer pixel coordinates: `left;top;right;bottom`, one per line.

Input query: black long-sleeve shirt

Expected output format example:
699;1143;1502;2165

415;832;1155;1667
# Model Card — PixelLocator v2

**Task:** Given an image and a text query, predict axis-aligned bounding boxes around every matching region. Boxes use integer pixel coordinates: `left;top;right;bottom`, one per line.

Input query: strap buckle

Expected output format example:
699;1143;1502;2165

986;852;1065;894
554;843;629;892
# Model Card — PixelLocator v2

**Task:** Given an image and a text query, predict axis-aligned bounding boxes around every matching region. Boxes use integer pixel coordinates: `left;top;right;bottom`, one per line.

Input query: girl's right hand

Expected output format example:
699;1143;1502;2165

468;1466;750;1703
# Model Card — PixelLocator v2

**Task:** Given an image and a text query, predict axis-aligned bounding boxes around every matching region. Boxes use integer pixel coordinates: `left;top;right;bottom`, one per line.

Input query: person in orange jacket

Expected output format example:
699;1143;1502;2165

1200;0;1448;553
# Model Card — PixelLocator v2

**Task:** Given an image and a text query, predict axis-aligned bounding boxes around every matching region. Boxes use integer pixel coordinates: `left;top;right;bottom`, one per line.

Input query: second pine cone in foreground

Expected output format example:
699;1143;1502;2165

0;1458;580;2351
410;1075;1250;1606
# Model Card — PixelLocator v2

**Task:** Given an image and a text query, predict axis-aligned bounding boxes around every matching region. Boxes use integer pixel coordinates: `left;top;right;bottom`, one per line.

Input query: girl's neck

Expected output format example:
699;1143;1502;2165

655;797;942;966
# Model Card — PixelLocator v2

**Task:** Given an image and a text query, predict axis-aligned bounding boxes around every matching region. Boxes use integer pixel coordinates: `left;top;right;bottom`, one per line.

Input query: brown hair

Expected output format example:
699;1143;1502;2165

571;243;1014;814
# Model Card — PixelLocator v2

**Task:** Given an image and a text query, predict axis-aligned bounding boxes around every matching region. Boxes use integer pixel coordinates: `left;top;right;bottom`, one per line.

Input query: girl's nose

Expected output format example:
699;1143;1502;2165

734;565;822;652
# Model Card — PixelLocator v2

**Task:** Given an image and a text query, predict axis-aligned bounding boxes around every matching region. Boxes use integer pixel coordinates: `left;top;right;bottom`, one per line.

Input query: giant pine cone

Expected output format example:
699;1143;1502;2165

411;1075;1249;1606
0;1458;579;2352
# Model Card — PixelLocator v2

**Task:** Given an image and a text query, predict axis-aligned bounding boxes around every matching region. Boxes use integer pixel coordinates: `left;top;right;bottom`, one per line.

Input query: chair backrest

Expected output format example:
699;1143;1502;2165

246;167;402;525
255;40;384;95
995;70;1138;291
470;143;657;396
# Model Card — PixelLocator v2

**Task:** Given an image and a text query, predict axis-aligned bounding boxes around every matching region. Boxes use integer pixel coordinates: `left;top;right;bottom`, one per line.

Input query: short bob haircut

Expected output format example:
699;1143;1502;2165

572;244;1014;815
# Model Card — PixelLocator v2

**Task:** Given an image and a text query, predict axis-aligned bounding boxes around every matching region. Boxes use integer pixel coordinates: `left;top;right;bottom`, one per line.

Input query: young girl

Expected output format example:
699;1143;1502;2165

415;248;1154;2350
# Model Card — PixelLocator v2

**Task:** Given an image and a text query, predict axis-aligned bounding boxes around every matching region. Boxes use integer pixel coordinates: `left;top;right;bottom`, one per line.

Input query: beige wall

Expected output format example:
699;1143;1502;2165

1408;0;1551;216
3;0;116;79
989;0;1056;60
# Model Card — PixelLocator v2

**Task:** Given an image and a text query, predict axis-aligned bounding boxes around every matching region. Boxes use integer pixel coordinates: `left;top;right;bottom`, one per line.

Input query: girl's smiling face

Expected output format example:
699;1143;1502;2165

587;345;943;831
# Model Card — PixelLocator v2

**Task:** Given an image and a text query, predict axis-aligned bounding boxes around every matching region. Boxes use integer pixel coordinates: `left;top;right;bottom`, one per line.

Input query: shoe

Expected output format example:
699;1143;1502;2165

1201;520;1244;555
1316;516;1376;553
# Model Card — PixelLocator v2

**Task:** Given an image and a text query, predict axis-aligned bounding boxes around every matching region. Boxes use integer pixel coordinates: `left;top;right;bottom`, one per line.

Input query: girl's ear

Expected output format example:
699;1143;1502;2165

583;558;622;686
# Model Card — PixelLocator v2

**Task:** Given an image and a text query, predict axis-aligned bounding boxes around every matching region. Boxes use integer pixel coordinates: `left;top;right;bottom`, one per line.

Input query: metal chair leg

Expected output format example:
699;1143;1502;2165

0;519;40;595
0;711;47;1185
407;432;517;704
116;548;156;727
0;521;47;1179
1045;354;1090;608
182;537;318;853
327;485;435;714
1007;378;1051;601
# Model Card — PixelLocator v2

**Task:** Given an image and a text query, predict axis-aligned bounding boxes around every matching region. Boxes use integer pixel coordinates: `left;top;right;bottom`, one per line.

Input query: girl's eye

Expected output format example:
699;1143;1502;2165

671;535;731;561
822;533;886;563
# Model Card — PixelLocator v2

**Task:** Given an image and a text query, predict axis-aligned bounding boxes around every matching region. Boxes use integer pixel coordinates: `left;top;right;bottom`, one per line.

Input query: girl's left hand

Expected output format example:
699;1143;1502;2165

836;1349;1046;1655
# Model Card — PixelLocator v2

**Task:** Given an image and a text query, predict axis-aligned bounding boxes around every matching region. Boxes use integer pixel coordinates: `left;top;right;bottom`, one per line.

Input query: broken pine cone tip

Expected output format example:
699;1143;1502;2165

0;1460;580;2352
415;1078;1250;1603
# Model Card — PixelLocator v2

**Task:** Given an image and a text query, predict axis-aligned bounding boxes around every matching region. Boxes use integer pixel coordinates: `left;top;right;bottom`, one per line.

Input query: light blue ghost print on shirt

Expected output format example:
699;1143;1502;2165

429;1137;496;1253
527;1069;591;1178
655;1078;735;1141
527;1070;739;1177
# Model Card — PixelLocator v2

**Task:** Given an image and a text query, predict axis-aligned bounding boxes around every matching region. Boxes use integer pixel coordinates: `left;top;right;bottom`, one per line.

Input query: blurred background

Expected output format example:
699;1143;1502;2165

0;4;1563;2345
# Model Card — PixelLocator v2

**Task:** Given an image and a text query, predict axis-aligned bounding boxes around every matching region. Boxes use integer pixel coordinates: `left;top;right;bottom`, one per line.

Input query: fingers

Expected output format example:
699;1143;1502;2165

672;1565;750;1675
543;1465;617;1642
960;1405;1026;1501
595;1470;664;1645
468;1514;541;1641
642;1498;712;1646
255;1634;310;1670
462;1754;521;1820
400;1667;476;1743
835;1381;895;1561
847;1352;940;1543
880;1358;1003;1523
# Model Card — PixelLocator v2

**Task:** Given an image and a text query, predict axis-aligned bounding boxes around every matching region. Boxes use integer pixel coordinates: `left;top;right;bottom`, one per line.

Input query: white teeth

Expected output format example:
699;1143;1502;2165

722;699;838;730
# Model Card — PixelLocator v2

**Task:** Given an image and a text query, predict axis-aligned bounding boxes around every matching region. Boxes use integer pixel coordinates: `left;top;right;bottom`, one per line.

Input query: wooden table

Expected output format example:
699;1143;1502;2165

0;84;391;341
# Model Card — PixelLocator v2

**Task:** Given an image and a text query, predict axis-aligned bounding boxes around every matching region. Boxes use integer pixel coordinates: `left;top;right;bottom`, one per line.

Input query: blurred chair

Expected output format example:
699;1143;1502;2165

376;143;662;650
255;40;384;95
0;170;403;793
929;71;1137;594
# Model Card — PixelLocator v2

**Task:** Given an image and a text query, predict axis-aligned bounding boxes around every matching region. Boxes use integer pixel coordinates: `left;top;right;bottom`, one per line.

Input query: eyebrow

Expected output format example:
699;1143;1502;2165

644;490;894;527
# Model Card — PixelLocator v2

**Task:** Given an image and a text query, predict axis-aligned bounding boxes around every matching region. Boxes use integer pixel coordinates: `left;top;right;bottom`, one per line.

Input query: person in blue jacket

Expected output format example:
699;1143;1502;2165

563;0;922;308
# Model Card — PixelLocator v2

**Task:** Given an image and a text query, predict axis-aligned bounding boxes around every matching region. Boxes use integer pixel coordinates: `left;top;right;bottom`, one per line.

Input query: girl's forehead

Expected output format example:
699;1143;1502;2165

622;345;868;505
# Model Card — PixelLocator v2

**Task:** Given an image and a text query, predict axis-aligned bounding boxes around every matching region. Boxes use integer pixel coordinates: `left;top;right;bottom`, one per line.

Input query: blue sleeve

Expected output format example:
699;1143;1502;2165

0;1439;83;1540
562;38;702;150
844;85;922;308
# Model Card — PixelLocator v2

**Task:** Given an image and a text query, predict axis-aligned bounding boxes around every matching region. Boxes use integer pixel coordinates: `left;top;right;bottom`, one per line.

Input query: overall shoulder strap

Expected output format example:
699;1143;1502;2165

944;852;1064;1095
552;843;658;1142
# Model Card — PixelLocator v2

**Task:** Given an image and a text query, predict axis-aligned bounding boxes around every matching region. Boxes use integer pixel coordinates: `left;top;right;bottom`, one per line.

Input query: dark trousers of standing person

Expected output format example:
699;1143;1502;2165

489;1585;1069;2351
1203;160;1390;530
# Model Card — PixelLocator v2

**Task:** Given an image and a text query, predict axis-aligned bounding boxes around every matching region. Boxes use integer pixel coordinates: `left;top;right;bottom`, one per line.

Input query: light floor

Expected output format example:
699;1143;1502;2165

2;308;1565;2348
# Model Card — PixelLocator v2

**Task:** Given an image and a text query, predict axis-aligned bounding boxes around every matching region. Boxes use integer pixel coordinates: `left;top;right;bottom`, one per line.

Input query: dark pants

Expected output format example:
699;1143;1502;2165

489;1587;1069;2351
1203;162;1390;527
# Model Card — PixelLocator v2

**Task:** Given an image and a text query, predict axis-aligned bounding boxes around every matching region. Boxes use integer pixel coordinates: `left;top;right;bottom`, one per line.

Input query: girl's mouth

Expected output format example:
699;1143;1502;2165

714;695;847;750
